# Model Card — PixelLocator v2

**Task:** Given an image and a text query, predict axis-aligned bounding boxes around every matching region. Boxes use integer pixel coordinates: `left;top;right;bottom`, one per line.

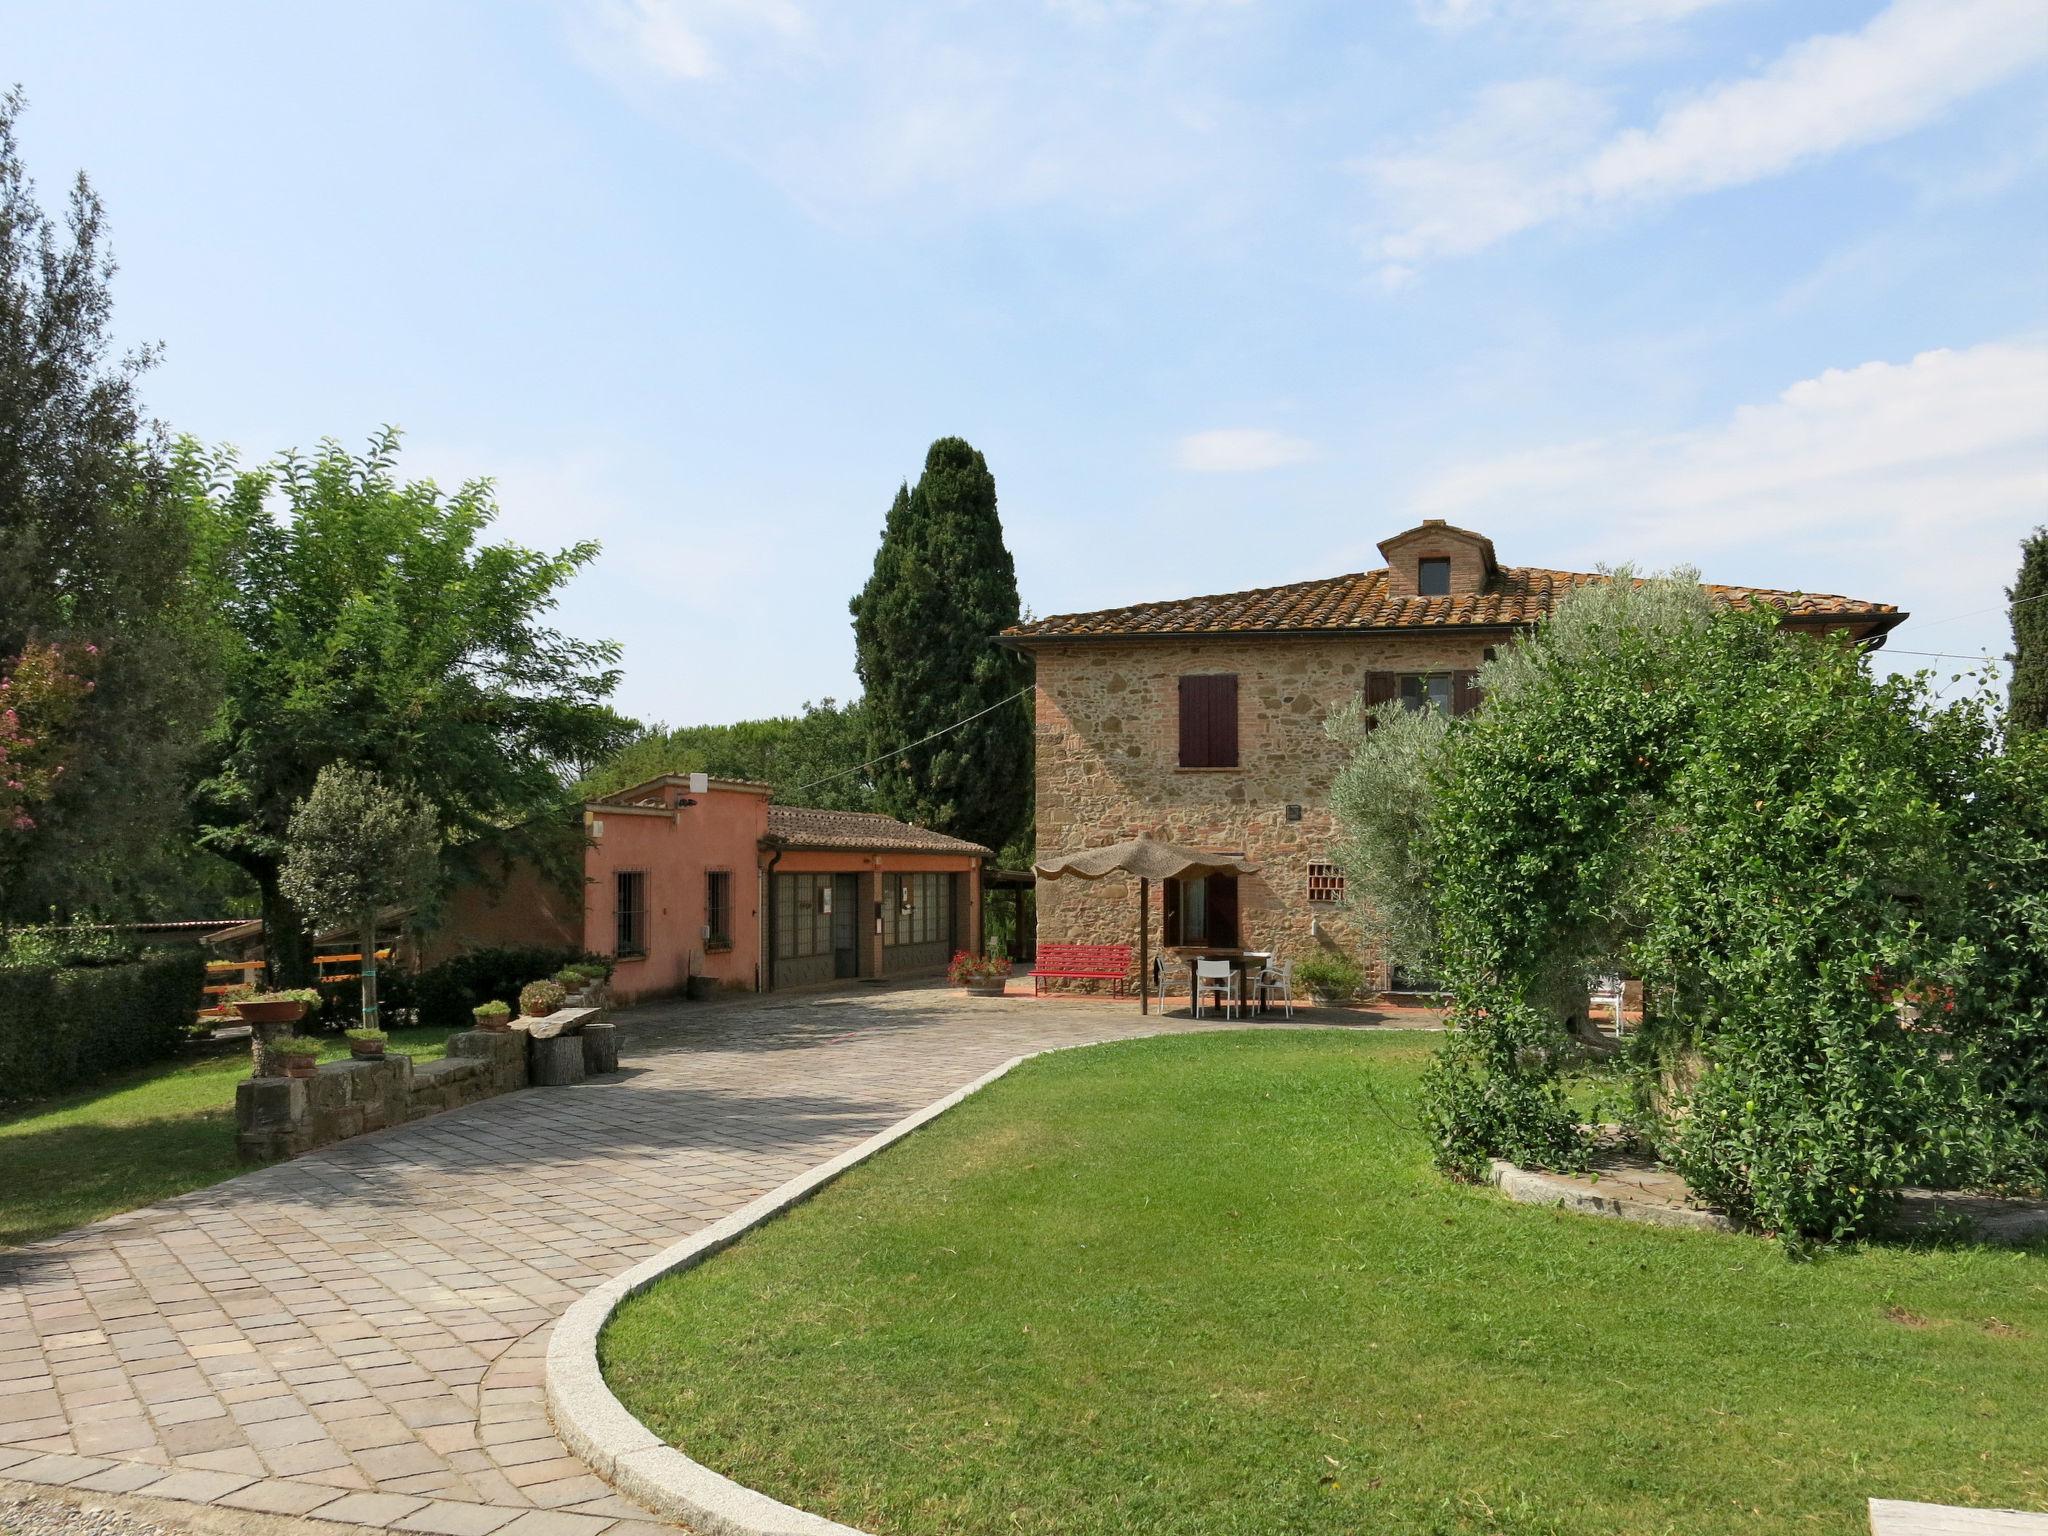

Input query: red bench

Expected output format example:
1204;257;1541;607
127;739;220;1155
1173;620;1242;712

1032;943;1134;997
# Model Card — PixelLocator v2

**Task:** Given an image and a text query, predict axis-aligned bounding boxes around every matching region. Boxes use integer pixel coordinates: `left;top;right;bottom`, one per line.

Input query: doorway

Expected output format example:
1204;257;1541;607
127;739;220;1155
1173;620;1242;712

832;873;861;979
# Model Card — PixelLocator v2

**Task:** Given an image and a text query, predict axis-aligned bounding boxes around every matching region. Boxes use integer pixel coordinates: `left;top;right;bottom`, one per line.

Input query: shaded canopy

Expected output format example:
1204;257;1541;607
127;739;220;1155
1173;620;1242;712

1035;833;1259;883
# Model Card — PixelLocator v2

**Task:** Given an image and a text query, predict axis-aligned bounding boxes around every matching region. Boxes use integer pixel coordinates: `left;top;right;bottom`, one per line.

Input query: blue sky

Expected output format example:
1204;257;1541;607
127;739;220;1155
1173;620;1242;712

11;0;2048;725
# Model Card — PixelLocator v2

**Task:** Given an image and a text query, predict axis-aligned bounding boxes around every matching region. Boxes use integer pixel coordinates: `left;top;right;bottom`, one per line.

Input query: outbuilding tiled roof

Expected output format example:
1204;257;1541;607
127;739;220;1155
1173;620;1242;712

1003;566;1902;642
765;806;991;857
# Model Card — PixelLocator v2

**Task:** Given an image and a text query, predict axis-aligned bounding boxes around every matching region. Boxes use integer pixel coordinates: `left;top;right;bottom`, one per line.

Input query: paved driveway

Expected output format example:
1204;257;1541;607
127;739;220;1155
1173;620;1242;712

0;986;1282;1535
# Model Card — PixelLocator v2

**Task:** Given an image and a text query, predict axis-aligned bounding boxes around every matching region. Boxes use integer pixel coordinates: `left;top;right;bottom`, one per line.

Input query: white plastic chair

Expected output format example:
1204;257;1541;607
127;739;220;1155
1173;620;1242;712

1195;959;1239;1019
1590;975;1626;1035
1256;957;1295;1019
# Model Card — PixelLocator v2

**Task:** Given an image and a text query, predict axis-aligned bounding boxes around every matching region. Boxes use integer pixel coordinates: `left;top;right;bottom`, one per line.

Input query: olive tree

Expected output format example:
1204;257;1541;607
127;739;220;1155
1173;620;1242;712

280;764;440;1033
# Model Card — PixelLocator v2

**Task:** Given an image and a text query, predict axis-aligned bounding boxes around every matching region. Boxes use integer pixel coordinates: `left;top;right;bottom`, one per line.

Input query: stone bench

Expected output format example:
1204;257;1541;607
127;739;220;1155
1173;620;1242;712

525;1006;619;1087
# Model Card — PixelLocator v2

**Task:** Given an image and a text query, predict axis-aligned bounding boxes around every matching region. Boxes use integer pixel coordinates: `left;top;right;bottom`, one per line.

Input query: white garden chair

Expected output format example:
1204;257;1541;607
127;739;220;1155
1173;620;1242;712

1590;975;1627;1036
1195;959;1239;1019
1256;957;1296;1019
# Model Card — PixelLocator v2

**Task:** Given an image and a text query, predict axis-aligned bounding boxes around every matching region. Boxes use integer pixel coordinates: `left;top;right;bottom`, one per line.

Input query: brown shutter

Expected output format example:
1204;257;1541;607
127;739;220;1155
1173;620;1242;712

1361;671;1398;729
1162;878;1182;946
1208;875;1240;949
1452;669;1482;716
1211;674;1238;766
1178;675;1239;767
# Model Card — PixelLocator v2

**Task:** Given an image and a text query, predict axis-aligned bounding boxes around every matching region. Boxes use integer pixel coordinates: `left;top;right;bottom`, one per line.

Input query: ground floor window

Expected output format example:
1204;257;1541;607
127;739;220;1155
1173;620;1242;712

615;870;647;956
883;872;953;948
1165;873;1239;947
775;873;833;960
706;870;732;949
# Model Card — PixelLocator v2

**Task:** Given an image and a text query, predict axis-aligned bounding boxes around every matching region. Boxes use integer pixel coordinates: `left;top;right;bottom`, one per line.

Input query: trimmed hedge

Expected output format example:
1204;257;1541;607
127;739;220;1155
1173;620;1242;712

0;949;204;1103
413;944;583;1029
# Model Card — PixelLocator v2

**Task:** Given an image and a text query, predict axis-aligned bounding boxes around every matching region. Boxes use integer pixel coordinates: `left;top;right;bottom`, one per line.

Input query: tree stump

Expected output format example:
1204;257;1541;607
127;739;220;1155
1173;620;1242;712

581;1021;618;1076
529;1034;586;1087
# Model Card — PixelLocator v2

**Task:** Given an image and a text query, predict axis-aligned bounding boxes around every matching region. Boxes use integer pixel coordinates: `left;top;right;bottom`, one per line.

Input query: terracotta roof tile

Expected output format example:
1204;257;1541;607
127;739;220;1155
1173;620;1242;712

766;806;991;857
1003;566;1901;642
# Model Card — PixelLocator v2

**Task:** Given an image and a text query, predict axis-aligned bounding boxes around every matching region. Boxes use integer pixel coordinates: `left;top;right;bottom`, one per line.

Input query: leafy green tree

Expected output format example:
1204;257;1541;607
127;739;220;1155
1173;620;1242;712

1325;694;1451;986
583;698;876;810
2008;526;2048;733
0;90;220;917
850;438;1031;854
183;429;634;983
280;765;440;1032
1391;576;2044;1242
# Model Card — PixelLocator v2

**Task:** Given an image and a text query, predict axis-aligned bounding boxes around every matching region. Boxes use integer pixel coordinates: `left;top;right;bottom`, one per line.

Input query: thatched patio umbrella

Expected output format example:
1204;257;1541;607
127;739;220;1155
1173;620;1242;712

1033;834;1260;1014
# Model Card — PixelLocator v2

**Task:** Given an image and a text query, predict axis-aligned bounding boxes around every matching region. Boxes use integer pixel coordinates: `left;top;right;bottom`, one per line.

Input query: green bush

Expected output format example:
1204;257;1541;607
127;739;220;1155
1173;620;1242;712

1295;953;1364;1000
1370;574;2048;1242
412;944;582;1028
0;949;204;1102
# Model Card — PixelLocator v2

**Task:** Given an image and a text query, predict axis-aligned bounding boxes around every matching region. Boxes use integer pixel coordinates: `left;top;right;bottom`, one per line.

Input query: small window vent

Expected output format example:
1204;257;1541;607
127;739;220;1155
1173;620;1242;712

1307;861;1346;905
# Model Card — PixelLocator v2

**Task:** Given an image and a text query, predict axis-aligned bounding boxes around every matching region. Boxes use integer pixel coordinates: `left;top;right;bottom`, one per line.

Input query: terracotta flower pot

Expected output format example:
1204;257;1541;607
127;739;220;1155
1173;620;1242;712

349;1040;385;1059
236;998;308;1026
475;1016;512;1034
282;1054;319;1079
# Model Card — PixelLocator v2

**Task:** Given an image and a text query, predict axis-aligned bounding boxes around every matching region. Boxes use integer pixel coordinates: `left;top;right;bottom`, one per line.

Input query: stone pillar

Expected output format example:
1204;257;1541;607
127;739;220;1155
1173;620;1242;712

863;865;886;980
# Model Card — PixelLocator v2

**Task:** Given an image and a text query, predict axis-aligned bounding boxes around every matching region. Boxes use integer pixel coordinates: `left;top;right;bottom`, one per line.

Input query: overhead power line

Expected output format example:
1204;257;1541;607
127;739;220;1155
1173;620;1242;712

788;683;1038;795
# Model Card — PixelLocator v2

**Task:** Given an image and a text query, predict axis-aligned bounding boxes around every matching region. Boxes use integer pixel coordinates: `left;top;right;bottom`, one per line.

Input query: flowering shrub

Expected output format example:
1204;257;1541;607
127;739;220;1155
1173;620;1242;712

948;951;1013;987
0;641;96;832
518;979;566;1019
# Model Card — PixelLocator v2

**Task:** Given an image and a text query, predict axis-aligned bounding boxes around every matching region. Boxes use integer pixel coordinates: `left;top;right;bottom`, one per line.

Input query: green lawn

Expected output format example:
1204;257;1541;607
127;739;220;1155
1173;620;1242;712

601;1031;2048;1536
0;1027;452;1247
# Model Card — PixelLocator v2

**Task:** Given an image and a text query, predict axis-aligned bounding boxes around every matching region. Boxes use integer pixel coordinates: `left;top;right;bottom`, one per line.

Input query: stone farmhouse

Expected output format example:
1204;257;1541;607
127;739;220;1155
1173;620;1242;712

1001;519;1904;995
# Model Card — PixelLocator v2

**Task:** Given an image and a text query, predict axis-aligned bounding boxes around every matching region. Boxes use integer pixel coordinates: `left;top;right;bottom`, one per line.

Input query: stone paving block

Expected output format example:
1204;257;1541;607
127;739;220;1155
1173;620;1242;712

138;1467;259;1503
69;1460;172;1493
393;1501;523;1536
312;1490;434;1526
216;1476;351;1515
490;1511;614;1536
7;1452;116;1486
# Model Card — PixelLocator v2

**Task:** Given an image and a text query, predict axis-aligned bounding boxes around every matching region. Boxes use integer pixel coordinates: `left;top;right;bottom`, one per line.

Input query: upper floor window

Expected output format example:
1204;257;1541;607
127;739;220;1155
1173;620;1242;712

615;870;647;956
1401;673;1454;716
1417;556;1452;596
1178;673;1239;768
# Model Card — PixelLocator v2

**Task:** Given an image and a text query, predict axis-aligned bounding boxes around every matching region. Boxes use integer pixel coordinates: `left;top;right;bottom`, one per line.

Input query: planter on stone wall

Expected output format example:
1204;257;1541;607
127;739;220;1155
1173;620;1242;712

347;1031;386;1060
279;1050;319;1079
473;1002;514;1034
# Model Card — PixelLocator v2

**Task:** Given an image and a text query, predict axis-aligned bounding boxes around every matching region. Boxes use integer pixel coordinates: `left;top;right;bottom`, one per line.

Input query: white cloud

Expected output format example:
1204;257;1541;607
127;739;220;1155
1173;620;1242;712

1365;0;2048;273
1175;427;1317;473
1406;341;2048;667
577;0;806;82
1414;0;1740;29
562;0;1267;222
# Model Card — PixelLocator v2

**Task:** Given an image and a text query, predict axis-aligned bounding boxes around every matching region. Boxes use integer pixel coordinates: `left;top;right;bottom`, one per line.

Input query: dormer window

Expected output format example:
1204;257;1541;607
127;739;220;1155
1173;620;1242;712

1417;557;1451;597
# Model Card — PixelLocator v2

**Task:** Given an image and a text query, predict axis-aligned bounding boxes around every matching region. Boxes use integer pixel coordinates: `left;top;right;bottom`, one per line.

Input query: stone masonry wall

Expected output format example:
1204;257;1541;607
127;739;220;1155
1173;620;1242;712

1033;633;1491;992
234;1028;532;1162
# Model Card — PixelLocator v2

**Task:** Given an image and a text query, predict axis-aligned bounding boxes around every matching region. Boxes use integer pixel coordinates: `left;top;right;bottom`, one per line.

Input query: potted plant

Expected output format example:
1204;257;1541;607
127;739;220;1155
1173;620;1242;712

346;1027;387;1060
232;987;322;1026
270;1034;323;1079
472;999;513;1033
948;951;1013;997
518;979;566;1021
1295;953;1364;1008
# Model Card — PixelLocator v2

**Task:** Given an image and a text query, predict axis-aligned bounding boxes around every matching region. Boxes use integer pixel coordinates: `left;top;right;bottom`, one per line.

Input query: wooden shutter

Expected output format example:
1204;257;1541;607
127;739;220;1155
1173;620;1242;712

1361;671;1398;729
1451;669;1482;716
1178;674;1239;767
1162;878;1181;947
1208;875;1240;949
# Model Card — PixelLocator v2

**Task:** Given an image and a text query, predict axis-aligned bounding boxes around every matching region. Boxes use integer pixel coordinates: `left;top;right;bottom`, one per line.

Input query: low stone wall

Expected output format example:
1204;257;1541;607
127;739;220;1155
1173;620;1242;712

234;1028;530;1163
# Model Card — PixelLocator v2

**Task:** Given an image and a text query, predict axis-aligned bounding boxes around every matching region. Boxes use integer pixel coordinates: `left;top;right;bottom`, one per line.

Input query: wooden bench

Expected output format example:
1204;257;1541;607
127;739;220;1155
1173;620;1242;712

1032;943;1134;998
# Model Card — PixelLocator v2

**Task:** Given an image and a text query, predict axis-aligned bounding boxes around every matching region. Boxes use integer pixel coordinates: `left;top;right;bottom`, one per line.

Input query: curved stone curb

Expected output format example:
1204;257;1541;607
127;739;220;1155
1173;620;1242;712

547;1051;1044;1536
1489;1157;1739;1234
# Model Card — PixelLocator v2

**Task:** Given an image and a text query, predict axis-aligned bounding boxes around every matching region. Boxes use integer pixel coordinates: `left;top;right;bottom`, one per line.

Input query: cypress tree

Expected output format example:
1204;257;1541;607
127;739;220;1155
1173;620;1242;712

850;437;1032;856
2010;527;2048;734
